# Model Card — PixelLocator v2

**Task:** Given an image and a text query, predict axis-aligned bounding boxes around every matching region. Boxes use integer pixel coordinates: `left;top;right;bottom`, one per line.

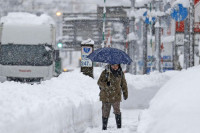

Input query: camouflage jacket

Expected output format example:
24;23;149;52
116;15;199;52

97;69;128;103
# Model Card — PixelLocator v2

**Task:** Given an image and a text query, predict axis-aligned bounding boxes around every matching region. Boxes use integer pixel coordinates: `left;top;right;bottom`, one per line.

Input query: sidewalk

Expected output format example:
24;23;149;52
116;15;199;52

84;109;141;133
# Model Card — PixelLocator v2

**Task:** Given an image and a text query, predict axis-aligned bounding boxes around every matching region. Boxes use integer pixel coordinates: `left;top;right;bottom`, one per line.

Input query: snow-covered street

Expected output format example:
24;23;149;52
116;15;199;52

0;67;178;133
84;109;141;133
1;65;200;133
1;0;200;133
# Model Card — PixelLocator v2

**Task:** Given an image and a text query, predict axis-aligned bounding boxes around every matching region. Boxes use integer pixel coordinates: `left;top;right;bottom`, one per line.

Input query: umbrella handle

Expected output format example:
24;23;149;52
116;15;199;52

106;64;111;82
108;71;110;82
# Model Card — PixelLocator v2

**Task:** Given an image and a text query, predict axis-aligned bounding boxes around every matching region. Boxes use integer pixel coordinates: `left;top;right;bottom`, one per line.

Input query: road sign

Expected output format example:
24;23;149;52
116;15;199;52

81;42;94;78
143;11;156;24
81;46;93;67
171;4;188;22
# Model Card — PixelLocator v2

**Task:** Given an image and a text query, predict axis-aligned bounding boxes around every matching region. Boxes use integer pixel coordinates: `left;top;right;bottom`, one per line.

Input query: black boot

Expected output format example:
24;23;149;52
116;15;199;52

102;117;108;130
115;114;121;128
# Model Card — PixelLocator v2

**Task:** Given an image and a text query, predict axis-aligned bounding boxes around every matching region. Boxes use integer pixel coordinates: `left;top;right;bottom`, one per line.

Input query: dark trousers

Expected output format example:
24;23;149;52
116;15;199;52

102;102;121;118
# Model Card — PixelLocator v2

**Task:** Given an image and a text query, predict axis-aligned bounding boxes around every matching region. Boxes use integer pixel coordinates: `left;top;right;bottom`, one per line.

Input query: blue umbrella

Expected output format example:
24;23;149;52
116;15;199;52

87;47;132;65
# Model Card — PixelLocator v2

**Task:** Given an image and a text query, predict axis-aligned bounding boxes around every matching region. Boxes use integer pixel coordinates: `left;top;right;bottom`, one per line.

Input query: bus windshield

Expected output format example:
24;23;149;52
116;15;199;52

0;44;53;66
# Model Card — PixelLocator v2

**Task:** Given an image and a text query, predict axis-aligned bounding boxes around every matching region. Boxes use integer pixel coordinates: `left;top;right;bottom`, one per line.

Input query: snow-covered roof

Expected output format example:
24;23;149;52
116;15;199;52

128;8;147;19
64;17;96;21
1;24;54;45
0;12;55;45
81;39;94;45
0;12;55;25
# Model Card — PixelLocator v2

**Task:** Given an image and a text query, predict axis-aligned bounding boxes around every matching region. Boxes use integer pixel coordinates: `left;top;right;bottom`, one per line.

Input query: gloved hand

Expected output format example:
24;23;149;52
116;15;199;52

123;92;128;100
107;81;111;86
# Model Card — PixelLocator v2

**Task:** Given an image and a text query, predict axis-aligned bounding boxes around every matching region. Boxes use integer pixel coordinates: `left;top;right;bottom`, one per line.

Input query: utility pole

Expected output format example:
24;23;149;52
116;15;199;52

143;15;148;74
128;0;137;74
149;1;154;72
174;20;179;70
101;0;106;48
189;0;195;67
155;0;162;72
184;16;190;69
184;0;194;69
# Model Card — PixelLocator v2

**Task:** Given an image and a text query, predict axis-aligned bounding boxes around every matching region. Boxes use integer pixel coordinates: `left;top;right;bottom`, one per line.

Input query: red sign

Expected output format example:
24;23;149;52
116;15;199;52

176;21;184;32
195;0;200;5
194;22;200;32
176;0;200;33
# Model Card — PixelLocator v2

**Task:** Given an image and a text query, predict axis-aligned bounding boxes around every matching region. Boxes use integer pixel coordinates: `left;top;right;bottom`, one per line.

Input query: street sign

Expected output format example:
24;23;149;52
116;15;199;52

81;46;93;67
171;4;188;22
143;11;156;24
81;40;94;78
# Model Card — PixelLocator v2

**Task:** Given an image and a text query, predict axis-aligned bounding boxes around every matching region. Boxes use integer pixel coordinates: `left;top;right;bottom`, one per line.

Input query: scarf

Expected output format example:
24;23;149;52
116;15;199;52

110;66;122;77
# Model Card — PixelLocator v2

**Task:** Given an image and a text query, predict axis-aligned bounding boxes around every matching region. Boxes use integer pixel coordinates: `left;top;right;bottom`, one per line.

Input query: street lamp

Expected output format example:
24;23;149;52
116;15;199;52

56;11;62;16
55;11;62;37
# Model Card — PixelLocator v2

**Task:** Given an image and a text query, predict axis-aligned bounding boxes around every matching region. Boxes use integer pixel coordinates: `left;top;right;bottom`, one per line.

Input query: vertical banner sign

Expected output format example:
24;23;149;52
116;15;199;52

81;46;93;67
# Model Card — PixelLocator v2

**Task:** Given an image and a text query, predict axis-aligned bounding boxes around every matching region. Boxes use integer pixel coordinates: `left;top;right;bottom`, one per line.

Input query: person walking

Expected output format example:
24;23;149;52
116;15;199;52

97;64;128;130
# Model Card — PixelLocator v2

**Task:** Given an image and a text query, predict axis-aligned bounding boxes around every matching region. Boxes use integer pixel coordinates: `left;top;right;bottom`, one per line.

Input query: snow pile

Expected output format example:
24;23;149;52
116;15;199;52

0;67;180;133
0;69;101;133
122;71;178;109
0;12;55;25
137;66;200;133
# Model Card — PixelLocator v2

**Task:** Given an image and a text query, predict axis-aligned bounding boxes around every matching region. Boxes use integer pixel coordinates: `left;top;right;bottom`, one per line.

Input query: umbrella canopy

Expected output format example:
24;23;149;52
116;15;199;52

87;47;132;65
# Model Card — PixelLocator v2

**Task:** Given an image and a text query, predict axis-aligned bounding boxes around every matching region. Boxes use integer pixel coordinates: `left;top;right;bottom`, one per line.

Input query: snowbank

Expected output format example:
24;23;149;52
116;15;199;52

122;71;178;109
0;67;179;133
0;69;101;133
137;66;200;133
